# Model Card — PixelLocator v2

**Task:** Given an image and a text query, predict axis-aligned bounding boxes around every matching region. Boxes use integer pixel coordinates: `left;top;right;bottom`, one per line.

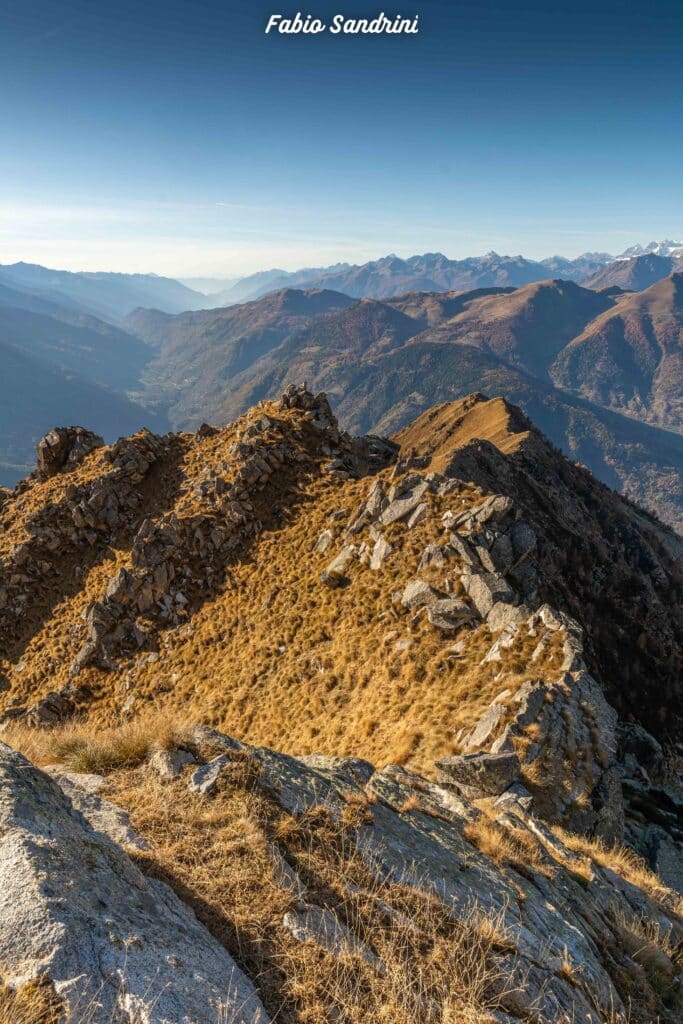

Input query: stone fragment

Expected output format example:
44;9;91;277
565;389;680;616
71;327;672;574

369;535;392;570
462;572;515;618
400;579;445;610
322;545;358;587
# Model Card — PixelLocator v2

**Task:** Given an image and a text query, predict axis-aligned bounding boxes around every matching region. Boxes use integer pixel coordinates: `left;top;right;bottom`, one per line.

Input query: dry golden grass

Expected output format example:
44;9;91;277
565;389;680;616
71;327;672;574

463;813;553;879
0;978;60;1024
103;756;519;1024
1;713;192;773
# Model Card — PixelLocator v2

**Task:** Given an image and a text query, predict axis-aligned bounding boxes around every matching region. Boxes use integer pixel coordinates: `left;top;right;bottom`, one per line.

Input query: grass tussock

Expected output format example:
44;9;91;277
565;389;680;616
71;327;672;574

464;814;552;879
1;714;192;774
0;978;60;1024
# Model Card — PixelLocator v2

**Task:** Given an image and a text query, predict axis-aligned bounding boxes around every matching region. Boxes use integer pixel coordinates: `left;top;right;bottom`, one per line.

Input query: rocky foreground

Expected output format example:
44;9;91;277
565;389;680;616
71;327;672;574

0;385;681;1022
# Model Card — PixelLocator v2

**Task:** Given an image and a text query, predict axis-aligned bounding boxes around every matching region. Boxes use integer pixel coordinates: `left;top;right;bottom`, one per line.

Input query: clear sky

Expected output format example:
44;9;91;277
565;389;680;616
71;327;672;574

0;0;682;276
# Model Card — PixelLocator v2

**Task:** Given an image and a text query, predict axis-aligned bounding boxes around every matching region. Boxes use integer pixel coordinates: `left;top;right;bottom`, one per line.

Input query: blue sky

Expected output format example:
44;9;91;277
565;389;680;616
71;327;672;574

0;0;681;275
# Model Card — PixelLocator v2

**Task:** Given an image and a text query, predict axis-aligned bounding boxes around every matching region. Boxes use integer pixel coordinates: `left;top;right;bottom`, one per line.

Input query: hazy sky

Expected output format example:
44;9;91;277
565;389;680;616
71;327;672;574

1;0;682;275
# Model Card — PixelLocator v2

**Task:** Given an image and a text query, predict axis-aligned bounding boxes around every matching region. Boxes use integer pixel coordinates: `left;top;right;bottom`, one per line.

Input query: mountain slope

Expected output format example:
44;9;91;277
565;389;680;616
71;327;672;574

552;273;683;429
0;340;167;486
0;303;152;392
392;279;615;378
1;387;681;1023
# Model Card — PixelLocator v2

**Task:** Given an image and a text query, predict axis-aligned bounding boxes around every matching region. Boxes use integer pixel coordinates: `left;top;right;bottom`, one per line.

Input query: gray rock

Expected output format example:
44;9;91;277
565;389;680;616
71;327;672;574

149;748;196;780
436;752;520;798
313;529;334;554
510;519;537;562
188;754;229;796
486;601;530;633
283;904;379;966
370;535;392;570
462;572;515;618
321;545;357;587
379;481;429;526
426;598;477;631
418;542;448;570
447;532;478;566
400;578;445;610
406;502;428;528
0;744;268;1024
48;769;149;850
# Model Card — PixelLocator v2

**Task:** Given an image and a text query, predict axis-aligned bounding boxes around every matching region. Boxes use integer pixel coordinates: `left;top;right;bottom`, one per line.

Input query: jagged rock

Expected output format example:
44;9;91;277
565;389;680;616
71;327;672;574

36;426;103;479
617;722;664;783
379;480;429;526
486;601;530;632
0;744;268;1024
188;754;229;796
462;571;515;618
406;502;428;528
267;845;307;898
436;752;521;798
400;578;445;610
313;529;334;554
509;520;537;562
418;542;448;569
322;545;358;587
448;532;478;566
298;754;375;787
462;703;509;751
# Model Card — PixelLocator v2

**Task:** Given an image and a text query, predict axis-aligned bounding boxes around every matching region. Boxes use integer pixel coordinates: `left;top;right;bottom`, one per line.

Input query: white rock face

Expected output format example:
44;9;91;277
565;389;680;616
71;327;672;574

0;743;269;1024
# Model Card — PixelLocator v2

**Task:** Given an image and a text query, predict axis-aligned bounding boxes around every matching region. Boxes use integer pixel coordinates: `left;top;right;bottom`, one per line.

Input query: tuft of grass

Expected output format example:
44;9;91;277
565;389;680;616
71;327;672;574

2;714;192;775
0;978;60;1024
464;814;553;878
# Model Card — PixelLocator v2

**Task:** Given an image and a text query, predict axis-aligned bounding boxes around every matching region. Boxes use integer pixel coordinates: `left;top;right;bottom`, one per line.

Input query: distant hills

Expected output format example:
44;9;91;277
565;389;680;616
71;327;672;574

126;277;683;530
0;262;207;322
0;273;170;483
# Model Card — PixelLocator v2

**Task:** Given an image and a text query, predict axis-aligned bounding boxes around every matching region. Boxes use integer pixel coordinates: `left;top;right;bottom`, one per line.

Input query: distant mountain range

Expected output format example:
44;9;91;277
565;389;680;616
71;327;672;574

126;276;683;530
198;241;683;307
2;244;681;527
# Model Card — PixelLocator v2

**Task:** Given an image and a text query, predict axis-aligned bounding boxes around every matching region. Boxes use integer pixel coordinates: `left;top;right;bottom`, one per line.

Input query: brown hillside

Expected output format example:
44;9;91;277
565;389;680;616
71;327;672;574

552;273;683;429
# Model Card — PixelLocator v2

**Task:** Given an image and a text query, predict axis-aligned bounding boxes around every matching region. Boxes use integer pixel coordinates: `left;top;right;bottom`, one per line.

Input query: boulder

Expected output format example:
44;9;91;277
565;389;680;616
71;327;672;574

36;427;103;479
283;904;379;967
370;535;392;570
0;744;268;1024
436;752;521;798
149;748;196;780
486;601;530;633
427;598;477;632
379;481;429;526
